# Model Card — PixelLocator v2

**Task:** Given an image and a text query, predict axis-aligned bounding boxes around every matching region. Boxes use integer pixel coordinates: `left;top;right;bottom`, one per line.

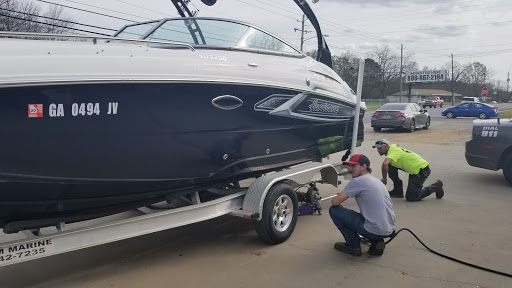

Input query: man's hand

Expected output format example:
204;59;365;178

381;179;387;185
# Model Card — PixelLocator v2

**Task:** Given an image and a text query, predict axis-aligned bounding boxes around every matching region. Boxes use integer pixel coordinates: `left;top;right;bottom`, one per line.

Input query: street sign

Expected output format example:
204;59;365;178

481;87;488;97
406;70;447;83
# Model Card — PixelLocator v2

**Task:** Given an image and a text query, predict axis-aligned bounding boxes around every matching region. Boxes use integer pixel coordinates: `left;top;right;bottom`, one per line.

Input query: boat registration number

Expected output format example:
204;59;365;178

29;102;119;118
0;239;55;263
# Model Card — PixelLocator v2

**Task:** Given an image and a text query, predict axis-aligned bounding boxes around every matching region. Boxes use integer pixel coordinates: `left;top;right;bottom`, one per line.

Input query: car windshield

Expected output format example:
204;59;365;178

378;103;408;110
115;18;299;54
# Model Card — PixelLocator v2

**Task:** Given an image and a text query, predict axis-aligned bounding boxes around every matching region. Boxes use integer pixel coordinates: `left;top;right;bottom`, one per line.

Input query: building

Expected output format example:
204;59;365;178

386;89;462;103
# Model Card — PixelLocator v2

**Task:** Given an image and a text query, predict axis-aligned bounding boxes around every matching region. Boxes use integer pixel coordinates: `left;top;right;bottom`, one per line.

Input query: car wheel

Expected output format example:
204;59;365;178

503;154;512;185
423;117;430;129
408;119;415;133
434;105;437;108
440;104;443;108
446;112;454;118
429;106;432;108
479;112;487;119
255;183;298;244
373;127;381;132
423;105;426;108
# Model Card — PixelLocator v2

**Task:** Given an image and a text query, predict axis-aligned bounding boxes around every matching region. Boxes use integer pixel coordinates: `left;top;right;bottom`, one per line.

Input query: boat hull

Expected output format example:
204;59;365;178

0;81;363;230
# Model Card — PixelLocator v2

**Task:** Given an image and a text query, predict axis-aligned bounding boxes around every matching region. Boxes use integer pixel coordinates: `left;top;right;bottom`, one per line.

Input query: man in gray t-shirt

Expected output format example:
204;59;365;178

330;154;396;256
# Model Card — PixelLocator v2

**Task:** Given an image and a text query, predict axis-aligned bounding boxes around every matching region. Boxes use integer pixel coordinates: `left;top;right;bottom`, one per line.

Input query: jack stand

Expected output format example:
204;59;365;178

298;202;322;215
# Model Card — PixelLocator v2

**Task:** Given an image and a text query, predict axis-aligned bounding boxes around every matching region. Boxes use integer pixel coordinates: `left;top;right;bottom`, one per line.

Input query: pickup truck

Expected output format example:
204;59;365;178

422;97;443;108
465;118;512;185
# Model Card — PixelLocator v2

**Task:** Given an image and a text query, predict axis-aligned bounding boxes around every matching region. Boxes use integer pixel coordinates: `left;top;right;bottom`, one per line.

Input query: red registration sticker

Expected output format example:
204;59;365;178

28;104;43;118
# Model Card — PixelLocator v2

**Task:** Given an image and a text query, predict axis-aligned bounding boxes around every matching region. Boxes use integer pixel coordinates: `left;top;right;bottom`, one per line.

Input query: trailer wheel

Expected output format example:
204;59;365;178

255;183;298;244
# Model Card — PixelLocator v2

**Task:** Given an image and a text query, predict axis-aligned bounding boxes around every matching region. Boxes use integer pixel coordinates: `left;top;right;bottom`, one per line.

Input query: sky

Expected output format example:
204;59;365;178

33;0;512;87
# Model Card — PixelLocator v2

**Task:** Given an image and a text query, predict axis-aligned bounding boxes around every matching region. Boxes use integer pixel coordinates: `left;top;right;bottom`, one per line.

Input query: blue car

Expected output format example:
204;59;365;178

441;102;499;119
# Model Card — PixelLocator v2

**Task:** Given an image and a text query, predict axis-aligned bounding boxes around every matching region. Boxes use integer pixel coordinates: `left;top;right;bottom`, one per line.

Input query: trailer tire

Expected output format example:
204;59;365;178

255;183;298;244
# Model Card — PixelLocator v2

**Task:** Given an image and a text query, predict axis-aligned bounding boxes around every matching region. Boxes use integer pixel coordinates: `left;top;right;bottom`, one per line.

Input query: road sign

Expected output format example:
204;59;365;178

481;87;488;97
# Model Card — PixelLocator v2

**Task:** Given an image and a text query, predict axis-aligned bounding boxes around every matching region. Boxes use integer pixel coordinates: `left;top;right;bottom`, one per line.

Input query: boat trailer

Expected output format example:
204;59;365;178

0;161;349;267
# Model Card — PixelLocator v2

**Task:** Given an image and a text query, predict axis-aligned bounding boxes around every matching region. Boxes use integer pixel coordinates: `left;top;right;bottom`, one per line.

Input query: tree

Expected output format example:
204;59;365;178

0;0;74;33
331;52;359;91
365;45;401;98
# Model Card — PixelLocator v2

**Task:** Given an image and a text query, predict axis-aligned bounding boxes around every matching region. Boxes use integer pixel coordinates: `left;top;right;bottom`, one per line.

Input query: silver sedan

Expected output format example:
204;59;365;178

371;103;430;132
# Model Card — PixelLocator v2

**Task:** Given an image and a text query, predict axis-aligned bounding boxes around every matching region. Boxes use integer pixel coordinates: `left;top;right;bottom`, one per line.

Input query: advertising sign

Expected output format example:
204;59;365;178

406;70;447;83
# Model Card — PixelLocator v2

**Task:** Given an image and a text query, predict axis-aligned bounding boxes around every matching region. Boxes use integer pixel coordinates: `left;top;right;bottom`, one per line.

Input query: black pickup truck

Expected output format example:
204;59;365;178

465;118;512;185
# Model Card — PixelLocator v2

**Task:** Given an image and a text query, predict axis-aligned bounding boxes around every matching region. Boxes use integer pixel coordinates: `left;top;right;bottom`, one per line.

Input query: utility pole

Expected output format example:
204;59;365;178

451;54;455;105
294;14;311;52
300;14;305;51
507;72;510;93
482;67;487;102
399;44;403;103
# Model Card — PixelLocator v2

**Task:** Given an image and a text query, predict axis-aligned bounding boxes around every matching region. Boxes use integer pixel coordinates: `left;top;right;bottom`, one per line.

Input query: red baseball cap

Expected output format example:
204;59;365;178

343;154;370;166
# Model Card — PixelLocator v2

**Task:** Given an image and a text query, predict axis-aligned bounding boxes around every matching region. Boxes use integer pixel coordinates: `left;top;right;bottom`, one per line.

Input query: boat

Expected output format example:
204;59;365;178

0;0;365;233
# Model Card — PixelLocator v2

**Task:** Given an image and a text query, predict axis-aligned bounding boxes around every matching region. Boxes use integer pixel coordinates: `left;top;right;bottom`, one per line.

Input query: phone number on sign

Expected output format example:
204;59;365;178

407;74;445;82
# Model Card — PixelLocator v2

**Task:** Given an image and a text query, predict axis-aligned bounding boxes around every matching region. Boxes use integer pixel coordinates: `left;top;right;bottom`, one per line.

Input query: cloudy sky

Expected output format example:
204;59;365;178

34;0;512;86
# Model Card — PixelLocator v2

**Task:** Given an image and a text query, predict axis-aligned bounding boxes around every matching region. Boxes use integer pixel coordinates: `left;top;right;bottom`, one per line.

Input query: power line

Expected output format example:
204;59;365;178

336;0;487;23
379;19;512;34
61;0;153;21
345;0;512;25
0;13;111;36
0;8;117;31
35;0;138;23
236;0;297;21
114;0;176;18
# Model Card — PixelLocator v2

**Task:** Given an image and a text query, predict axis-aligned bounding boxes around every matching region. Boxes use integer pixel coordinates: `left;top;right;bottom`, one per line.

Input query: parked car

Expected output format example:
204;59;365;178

371;103;430;132
461;96;480;103
441;102;498;119
465;118;512;185
423;97;443;108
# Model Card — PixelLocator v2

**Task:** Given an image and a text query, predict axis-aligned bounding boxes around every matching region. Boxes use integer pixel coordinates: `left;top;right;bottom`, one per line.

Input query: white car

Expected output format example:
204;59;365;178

461;96;480;103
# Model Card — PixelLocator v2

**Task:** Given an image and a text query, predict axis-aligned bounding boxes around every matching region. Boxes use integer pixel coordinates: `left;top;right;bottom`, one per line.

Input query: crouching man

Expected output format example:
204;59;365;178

329;154;396;256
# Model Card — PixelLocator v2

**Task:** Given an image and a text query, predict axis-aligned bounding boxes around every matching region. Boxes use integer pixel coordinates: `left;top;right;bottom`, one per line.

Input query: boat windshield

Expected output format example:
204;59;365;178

117;18;299;54
116;21;160;39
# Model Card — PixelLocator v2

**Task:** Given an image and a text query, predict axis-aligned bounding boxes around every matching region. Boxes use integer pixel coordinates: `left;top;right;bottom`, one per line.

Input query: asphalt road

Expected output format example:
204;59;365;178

1;117;512;288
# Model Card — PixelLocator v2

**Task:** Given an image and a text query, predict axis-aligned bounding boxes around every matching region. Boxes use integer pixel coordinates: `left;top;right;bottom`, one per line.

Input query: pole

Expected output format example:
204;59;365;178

408;83;412;103
300;14;305;52
451;54;454;105
399;44;403;103
507;72;510;93
350;59;365;156
482;68;486;102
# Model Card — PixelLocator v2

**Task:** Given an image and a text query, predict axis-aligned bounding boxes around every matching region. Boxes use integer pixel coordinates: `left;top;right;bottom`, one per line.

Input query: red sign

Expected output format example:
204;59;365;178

28;104;43;118
481;87;488;97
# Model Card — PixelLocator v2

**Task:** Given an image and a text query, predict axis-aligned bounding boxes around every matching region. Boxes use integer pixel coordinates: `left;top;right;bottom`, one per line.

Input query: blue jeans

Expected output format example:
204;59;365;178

329;205;387;250
388;164;432;202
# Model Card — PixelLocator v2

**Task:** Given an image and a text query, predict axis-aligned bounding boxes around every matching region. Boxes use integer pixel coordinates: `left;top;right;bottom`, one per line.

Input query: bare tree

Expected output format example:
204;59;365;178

0;0;74;33
365;45;401;98
331;51;360;91
41;5;73;33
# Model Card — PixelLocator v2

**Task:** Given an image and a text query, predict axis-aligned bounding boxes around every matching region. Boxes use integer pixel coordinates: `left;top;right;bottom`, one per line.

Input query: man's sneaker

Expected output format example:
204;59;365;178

432;180;444;199
368;240;385;256
388;190;404;198
334;242;362;256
